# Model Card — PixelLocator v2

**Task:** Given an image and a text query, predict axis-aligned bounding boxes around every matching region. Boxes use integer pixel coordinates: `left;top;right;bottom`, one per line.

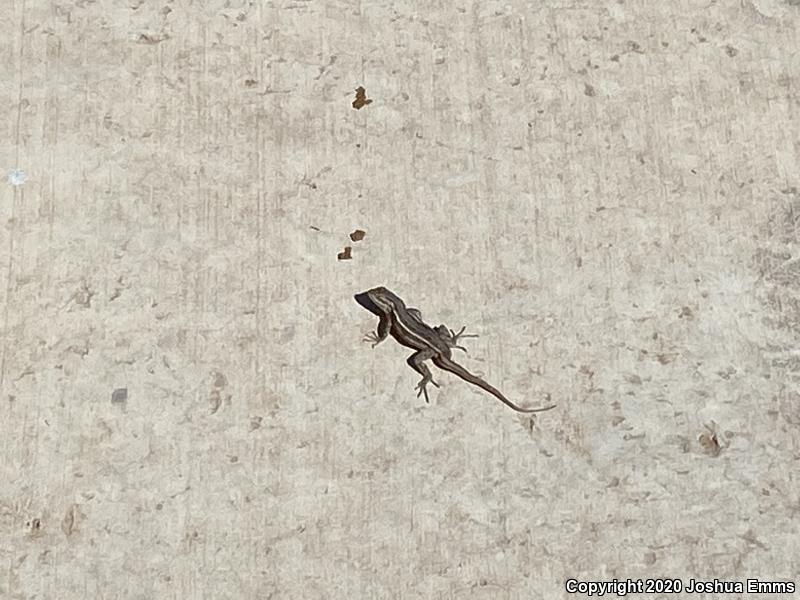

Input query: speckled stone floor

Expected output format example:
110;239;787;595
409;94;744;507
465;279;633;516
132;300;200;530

1;1;799;598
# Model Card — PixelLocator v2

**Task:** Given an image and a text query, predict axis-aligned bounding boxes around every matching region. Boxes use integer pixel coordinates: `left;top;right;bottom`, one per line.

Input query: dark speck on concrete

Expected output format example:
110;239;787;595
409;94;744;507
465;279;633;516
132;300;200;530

112;388;128;404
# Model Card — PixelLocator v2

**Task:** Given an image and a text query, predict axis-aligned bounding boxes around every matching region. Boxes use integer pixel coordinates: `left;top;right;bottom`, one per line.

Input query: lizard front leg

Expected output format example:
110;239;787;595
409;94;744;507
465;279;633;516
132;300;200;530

406;348;440;403
363;314;391;347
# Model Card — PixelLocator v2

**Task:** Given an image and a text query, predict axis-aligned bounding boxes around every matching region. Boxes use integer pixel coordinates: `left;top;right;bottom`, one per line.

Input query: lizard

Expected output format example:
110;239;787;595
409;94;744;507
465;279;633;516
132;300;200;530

354;286;556;414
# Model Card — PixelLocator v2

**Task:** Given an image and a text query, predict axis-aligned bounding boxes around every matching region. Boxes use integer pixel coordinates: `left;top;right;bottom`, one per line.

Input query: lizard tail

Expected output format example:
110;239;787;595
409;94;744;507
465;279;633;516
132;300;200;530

432;356;556;414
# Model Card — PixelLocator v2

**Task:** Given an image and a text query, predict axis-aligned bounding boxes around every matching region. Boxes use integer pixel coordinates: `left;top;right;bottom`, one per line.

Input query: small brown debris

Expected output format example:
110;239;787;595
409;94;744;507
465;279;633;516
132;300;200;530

724;45;738;57
740;529;768;550
74;280;95;308
699;427;721;457
67;344;89;357
309;225;320;231
209;371;230;415
678;306;693;318
716;366;737;380
111;388;128;404
624;373;642;385
213;371;227;389
349;229;366;242
627;40;644;53
352;86;373;109
61;505;77;536
527;415;538;434
244;79;258;87
584;82;596;97
337;246;352;260
209;389;222;414
656;353;675;364
137;32;170;44
26;518;43;536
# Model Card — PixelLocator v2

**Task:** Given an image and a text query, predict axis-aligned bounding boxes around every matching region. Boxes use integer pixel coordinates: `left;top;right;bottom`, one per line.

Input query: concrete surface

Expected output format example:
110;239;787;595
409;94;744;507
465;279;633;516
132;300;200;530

1;0;799;598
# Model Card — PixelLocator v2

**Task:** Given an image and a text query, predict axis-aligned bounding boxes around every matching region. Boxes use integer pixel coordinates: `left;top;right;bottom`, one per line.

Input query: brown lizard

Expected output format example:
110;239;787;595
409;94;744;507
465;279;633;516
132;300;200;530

355;286;555;413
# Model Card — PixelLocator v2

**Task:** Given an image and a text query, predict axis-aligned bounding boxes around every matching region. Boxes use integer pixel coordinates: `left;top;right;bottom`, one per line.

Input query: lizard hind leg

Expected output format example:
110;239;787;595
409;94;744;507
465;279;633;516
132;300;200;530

406;349;439;403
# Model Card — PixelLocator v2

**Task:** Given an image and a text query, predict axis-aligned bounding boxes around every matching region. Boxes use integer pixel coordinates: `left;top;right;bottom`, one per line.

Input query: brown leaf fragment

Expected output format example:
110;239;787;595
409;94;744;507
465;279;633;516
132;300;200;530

352;86;373;109
337;246;352;260
698;427;721;457
349;229;366;242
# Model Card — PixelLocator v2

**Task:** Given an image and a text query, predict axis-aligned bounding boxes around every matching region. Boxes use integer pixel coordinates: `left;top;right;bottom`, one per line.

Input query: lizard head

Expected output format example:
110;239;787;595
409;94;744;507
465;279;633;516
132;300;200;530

354;289;391;316
355;287;404;316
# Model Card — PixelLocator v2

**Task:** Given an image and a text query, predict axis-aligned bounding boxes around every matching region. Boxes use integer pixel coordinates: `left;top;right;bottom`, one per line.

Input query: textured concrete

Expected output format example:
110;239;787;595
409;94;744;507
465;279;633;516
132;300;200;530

1;0;799;598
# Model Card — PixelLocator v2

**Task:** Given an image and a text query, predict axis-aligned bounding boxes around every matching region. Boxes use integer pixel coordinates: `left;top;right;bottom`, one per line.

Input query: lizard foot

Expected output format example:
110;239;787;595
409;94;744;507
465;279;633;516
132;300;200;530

452;326;478;352
415;376;440;403
362;331;383;347
436;325;479;352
